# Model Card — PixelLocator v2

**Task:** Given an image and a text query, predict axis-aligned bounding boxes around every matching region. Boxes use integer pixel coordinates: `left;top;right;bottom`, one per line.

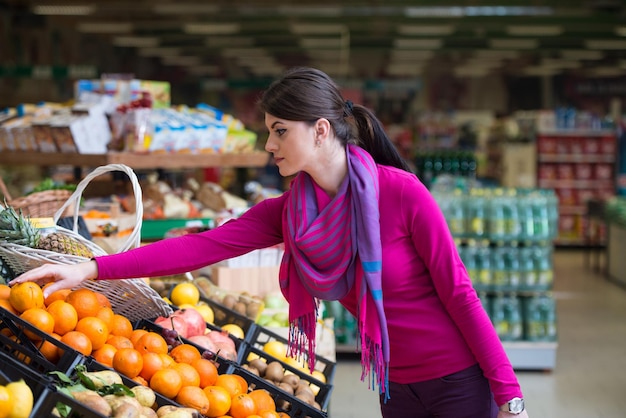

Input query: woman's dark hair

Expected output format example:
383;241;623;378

259;67;411;172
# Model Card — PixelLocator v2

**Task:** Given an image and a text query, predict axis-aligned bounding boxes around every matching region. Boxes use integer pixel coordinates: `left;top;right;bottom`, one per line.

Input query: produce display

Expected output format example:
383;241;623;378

0;272;334;418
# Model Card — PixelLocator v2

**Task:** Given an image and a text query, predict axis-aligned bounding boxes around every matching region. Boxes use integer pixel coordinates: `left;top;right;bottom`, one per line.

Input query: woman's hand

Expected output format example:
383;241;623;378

498;410;529;418
9;261;99;298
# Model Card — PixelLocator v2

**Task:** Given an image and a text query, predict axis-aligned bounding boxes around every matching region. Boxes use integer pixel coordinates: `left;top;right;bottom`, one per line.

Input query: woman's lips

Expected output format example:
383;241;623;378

274;157;284;164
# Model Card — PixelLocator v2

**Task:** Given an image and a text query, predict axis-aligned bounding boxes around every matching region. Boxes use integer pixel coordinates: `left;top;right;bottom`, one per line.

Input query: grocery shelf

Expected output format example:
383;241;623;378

538;154;615;164
0;150;270;169
336;341;558;371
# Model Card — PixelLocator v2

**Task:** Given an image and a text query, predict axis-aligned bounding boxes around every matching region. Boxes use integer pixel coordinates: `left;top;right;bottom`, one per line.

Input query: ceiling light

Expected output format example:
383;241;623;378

290;24;347;35
390;50;434;60
586;67;625;77
300;38;344;49
137;47;181;57
489;38;538;49
183;23;240;35
160;56;201;66
153;4;219;14
454;67;490;77
404;6;552;18
616;26;626;37
112;37;159;48
277;6;341;17
205;37;254;48
540;59;582;69
76;22;133;34
522;66;561;76
585;39;626;50
397;25;455;36
560;49;604;60
474;49;520;59
506;25;563;36
32;4;95;15
394;38;442;49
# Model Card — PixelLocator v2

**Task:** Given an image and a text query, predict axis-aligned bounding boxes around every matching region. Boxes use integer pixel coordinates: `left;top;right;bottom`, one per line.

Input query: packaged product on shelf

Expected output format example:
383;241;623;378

49;116;80;153
223;129;258;154
32;119;57;152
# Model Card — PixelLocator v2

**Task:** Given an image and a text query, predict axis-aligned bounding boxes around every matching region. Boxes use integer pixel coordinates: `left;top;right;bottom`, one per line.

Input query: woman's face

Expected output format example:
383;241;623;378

264;113;317;177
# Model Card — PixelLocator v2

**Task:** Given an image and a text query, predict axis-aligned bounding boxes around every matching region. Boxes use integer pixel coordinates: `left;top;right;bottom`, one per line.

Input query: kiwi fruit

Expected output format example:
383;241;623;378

264;361;285;383
249;358;268;376
221;294;237;309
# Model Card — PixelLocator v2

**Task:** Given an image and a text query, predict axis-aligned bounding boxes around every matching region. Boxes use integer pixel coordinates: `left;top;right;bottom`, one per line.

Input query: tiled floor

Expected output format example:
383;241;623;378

328;249;626;417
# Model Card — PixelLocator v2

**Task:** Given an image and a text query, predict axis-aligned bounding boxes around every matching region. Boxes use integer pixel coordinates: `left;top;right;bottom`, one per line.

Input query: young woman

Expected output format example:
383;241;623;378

11;67;529;418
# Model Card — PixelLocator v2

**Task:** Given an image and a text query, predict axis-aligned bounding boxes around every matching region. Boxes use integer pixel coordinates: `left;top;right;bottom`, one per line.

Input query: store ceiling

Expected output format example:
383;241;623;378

2;0;626;83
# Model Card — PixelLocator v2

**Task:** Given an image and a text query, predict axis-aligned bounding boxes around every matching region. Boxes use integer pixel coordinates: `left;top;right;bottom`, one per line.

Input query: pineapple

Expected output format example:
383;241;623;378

0;206;93;258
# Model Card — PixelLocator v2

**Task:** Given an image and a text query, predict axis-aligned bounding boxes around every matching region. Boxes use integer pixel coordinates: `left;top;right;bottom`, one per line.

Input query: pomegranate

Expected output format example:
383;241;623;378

154;314;189;339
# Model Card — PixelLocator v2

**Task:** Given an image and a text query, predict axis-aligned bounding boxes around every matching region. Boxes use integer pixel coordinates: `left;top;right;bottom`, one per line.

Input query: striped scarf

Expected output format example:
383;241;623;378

280;144;390;400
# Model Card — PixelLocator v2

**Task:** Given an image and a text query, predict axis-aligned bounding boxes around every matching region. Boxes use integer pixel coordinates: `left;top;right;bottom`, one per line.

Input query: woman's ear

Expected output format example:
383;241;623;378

314;118;332;140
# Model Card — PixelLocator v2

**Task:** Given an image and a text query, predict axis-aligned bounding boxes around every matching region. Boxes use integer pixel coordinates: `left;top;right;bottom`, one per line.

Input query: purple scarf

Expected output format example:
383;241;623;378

280;144;390;399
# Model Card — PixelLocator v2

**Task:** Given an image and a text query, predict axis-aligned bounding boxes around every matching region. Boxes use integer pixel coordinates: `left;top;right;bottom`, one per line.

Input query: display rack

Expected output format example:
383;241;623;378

0;151;270;169
536;130;617;246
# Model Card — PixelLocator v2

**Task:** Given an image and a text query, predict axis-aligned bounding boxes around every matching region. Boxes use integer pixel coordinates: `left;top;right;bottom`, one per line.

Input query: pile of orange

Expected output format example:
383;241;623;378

0;283;291;418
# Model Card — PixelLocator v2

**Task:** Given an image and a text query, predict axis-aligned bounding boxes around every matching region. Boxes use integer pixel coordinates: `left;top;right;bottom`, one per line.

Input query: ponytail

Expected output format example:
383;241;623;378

350;104;412;173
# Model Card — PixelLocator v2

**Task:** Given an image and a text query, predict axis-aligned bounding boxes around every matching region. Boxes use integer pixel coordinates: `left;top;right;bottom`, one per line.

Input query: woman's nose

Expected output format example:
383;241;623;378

265;136;275;152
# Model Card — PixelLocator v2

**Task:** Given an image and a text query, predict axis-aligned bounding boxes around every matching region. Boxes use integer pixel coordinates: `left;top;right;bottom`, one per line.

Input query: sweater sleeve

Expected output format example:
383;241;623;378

96;192;288;280
403;179;523;406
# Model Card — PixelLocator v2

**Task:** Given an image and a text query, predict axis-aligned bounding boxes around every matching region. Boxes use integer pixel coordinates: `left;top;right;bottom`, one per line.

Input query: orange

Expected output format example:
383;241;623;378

65;288;100;320
231;374;249;395
60;330;92;356
20;307;54;340
110;315;134;339
169;343;201;364
191;358;219;388
0;284;11;300
44;288;71;307
229;393;257;418
277;413;289;418
38;333;61;363
203;385;232;417
175;385;210;415
150;368;183;399
107;335;134;350
75;316;109;350
92;343;118;367
258;411;281;418
112;347;144;379
134;331;168;355
46;300;78;336
9;282;44;313
0;299;18;315
139;352;165;381
132;375;148;386
129;329;148;346
172;362;201;388
248;389;276;414
159;353;176;368
95;307;115;330
94;292;112;309
214;374;244;398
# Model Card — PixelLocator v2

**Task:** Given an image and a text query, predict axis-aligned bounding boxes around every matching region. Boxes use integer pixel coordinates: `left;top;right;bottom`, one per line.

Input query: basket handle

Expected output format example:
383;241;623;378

53;164;144;252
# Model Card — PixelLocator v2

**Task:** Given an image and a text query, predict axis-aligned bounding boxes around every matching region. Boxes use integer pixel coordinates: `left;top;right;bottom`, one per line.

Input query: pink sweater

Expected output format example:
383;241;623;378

96;165;522;405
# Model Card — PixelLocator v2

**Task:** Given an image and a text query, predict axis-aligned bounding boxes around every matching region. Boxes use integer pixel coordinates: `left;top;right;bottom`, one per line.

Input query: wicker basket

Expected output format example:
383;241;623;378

0;177;74;218
0;164;173;322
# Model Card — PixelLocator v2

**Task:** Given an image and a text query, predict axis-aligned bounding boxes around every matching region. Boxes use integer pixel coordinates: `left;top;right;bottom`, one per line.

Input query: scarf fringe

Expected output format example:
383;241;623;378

287;311;318;373
359;324;390;402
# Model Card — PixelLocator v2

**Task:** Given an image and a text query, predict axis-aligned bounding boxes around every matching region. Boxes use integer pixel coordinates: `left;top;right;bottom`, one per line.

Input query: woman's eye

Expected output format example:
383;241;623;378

275;128;286;136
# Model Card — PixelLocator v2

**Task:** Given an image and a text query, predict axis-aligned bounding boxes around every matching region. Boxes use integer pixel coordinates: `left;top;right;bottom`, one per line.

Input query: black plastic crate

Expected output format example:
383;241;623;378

0;350;55;417
0;307;86;375
34;389;110;418
136;318;246;365
200;296;258;341
228;364;328;418
242;326;335;411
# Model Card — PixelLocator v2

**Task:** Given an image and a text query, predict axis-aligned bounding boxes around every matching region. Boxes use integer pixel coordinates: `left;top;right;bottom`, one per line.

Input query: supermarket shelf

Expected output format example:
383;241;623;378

336;341;558;371
537;129;615;137
538;154;615;163
0;151;270;169
502;341;557;371
538;179;614;189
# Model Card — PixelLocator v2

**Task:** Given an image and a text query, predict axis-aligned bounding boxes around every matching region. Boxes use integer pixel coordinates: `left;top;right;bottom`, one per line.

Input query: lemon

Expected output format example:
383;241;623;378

0;386;14;418
221;323;245;339
5;379;33;418
170;283;200;307
262;340;287;361
194;304;215;324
